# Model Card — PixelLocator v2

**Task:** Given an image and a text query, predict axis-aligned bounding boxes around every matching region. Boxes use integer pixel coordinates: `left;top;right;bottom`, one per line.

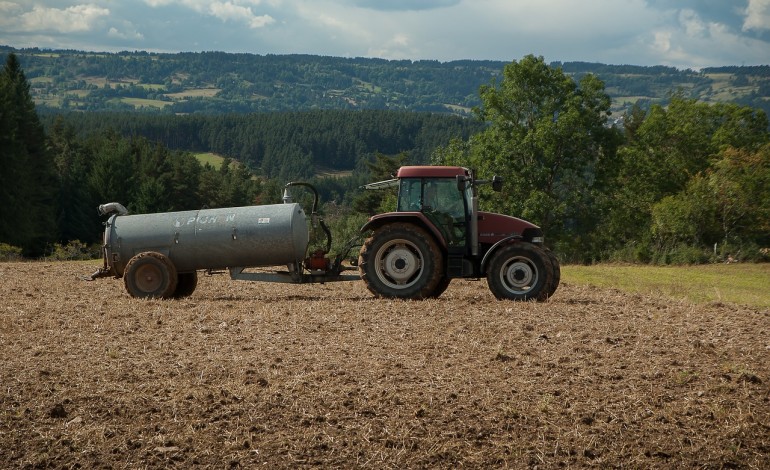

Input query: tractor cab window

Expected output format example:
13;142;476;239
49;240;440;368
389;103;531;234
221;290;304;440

421;178;467;248
422;179;465;219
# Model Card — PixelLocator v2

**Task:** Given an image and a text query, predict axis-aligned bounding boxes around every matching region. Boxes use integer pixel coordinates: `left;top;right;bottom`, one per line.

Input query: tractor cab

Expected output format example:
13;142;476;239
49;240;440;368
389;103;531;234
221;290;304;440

397;170;470;250
361;166;507;257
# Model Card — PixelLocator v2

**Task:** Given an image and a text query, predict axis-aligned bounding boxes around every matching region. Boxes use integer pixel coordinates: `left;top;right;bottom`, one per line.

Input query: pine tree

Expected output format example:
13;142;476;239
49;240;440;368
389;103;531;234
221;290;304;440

0;53;59;255
49;117;100;242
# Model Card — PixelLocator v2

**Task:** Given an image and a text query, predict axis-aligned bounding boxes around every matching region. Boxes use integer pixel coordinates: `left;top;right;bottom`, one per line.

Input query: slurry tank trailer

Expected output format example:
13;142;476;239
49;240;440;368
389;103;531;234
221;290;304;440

89;166;560;301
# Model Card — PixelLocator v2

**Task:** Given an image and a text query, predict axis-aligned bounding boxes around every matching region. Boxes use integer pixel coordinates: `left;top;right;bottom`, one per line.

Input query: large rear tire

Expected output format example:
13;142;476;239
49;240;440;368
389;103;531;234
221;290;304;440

429;277;451;299
359;223;444;299
123;252;178;299
486;243;552;301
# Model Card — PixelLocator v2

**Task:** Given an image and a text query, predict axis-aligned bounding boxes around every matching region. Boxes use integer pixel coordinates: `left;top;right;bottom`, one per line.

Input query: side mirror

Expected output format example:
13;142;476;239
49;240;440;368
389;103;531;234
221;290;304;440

491;176;503;192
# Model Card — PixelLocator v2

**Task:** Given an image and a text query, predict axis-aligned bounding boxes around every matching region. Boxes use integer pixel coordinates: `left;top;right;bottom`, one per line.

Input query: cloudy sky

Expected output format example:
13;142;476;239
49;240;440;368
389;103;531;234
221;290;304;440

1;0;769;69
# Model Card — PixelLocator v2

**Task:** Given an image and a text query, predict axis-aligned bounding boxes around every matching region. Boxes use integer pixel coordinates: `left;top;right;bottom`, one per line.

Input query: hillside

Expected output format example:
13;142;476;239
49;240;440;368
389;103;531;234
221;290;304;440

2;46;768;118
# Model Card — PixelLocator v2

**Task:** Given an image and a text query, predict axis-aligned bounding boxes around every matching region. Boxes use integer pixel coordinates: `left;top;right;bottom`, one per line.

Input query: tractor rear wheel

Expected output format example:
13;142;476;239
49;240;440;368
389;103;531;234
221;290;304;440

123;252;178;299
486;243;552;301
359;223;444;299
429;277;451;299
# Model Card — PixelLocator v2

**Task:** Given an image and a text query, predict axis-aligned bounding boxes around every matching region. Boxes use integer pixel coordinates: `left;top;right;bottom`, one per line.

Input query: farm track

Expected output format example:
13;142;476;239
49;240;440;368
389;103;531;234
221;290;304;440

1;261;769;468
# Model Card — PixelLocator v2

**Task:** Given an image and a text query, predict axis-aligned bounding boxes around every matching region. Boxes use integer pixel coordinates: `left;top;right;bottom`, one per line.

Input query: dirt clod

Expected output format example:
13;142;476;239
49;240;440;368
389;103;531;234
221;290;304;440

49;403;67;419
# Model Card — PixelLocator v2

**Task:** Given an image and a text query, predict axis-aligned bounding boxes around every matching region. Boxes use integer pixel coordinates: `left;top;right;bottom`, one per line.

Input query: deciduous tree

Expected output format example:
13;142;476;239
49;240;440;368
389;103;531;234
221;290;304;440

434;55;621;259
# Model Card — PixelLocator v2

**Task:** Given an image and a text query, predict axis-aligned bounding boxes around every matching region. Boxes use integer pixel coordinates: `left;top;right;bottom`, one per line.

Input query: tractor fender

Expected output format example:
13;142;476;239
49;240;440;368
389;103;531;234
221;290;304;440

361;212;448;250
480;235;523;275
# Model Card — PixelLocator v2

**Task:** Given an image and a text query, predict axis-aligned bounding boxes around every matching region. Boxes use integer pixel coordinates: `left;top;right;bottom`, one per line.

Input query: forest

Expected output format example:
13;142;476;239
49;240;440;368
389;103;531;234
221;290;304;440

1;52;769;264
39;110;484;180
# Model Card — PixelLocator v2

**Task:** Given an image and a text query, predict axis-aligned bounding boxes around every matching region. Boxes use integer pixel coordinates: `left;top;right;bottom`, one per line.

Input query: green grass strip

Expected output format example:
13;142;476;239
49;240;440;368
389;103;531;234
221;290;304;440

562;263;770;308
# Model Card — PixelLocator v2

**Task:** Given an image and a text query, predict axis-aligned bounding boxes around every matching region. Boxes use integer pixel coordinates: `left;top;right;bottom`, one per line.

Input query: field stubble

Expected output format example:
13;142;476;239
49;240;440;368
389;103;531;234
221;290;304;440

1;261;768;468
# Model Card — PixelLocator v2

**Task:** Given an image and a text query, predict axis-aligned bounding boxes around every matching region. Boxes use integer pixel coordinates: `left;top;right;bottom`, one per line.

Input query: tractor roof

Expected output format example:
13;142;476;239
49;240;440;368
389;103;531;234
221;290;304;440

396;166;469;179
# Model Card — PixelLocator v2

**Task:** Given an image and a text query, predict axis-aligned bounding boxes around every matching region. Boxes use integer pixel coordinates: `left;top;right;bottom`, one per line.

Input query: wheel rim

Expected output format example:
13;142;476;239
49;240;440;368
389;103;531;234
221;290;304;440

499;257;538;294
134;263;164;294
374;238;423;289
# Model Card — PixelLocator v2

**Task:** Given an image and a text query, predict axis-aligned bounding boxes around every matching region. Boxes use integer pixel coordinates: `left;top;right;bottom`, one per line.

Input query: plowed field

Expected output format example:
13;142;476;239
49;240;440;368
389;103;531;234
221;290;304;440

1;262;768;468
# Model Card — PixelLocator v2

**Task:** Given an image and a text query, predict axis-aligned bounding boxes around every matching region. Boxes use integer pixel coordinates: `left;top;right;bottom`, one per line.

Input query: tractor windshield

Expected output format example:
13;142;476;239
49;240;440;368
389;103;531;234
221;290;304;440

422;179;465;219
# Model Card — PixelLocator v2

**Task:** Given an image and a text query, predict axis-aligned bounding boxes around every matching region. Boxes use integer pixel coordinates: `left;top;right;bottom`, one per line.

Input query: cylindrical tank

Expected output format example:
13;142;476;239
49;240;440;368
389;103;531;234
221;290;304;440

104;203;308;275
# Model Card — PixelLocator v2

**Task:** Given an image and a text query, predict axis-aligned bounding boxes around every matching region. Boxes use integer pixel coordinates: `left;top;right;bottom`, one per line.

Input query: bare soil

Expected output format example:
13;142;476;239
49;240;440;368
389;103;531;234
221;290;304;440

1;262;769;468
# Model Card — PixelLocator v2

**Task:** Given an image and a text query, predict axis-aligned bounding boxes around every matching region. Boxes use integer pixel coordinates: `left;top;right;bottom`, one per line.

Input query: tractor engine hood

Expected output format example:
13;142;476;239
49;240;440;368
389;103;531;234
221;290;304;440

477;211;543;244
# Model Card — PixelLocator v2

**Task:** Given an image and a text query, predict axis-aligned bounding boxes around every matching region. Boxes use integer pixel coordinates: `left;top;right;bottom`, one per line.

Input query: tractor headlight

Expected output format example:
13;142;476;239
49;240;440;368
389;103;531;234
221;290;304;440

531;236;544;244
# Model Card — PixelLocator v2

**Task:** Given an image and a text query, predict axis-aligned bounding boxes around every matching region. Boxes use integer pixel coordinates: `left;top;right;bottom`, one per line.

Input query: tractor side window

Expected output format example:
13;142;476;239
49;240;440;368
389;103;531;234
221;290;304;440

397;178;422;212
422;178;467;248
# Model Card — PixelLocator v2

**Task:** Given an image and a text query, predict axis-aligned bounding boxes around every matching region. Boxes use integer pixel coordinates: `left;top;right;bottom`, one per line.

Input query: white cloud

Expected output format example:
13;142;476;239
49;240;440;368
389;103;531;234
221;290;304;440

652;30;673;54
353;0;459;11
143;0;208;8
643;7;770;69
0;1;21;13
108;27;145;41
209;2;275;28
291;1;374;47
743;0;770;31
143;0;274;29
8;3;110;33
367;33;417;60
679;9;706;37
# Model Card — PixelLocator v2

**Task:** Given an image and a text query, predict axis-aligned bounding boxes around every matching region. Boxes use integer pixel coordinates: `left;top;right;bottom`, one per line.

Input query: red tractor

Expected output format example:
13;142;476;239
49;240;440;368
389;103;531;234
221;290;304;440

357;166;560;300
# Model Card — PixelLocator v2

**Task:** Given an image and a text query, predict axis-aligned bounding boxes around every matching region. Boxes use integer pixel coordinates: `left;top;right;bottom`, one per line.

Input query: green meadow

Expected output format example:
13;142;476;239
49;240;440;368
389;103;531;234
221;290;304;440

563;263;770;308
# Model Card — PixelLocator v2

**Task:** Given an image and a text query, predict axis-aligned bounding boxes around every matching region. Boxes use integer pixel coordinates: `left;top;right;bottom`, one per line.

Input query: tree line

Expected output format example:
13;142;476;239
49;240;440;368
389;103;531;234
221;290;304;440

40;110;484;181
5;46;769;118
2;53;769;263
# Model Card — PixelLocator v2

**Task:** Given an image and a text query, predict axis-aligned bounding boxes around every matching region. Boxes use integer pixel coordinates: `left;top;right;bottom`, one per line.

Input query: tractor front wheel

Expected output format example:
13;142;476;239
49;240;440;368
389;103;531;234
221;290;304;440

486;243;553;301
123;252;178;299
359;223;444;299
544;248;561;298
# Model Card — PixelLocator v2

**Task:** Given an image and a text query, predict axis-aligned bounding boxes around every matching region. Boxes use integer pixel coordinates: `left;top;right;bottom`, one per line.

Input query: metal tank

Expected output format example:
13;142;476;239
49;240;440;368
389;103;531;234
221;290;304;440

103;203;309;276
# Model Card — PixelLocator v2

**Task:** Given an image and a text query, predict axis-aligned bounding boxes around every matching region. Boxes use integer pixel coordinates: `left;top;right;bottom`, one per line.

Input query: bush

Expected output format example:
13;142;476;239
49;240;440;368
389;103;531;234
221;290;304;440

714;240;768;263
46;240;102;261
0;243;23;261
321;203;370;261
655;244;710;265
606;242;653;264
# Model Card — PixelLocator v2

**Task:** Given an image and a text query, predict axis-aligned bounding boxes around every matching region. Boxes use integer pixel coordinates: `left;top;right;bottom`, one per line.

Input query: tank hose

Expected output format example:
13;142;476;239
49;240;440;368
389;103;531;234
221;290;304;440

320;219;332;253
284;181;331;253
284;182;319;214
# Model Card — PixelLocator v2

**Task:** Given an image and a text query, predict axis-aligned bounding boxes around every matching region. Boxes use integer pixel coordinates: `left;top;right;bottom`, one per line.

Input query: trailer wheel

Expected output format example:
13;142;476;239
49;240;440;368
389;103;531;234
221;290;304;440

359;223;443;299
486;243;552;301
173;271;198;298
123;252;178;299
